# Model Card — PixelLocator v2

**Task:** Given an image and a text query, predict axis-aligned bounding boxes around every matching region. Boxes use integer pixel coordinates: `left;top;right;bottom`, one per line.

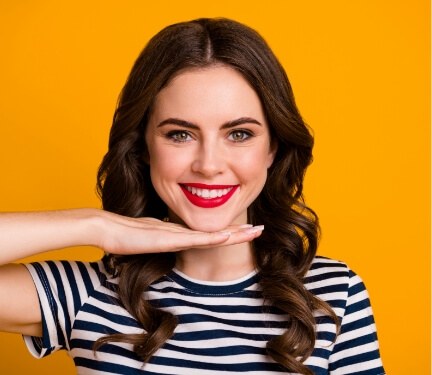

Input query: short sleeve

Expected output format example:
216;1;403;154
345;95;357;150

22;261;101;358
329;269;385;374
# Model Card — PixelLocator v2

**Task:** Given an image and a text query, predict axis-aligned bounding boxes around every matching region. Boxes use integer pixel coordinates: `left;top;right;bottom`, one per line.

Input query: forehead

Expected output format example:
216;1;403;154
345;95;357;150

149;65;266;124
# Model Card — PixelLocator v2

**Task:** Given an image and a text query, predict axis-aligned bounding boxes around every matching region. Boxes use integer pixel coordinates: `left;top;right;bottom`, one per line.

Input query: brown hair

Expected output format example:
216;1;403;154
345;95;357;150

96;17;338;374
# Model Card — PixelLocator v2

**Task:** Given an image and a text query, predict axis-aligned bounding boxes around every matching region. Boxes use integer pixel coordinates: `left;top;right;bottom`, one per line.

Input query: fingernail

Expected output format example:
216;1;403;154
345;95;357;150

218;231;231;237
243;225;264;234
239;224;253;228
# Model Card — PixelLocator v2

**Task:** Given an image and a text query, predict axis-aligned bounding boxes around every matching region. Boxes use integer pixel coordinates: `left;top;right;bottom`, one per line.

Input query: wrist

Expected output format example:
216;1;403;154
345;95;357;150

74;208;108;249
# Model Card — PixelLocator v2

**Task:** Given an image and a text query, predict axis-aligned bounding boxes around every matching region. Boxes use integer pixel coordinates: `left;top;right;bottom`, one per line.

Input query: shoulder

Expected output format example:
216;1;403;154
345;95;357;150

305;255;351;286
306;256;369;292
305;256;365;316
23;258;113;292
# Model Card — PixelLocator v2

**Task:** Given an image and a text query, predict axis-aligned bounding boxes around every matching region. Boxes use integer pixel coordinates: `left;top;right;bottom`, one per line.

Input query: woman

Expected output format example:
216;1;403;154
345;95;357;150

0;18;385;374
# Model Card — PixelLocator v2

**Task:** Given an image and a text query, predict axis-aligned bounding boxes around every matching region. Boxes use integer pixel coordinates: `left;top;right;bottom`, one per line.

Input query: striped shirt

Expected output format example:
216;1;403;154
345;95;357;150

23;256;385;374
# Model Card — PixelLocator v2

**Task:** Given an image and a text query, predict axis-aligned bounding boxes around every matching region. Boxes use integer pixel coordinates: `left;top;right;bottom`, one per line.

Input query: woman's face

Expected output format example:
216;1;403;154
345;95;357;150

145;65;276;232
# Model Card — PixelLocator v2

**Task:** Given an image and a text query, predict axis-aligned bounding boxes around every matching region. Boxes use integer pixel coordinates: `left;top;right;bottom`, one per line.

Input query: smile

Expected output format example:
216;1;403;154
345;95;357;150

180;183;239;208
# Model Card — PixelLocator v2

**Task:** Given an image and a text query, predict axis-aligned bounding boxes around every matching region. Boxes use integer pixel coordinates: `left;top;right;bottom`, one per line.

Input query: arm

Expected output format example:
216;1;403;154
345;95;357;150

0;208;263;337
0;209;99;265
0;208;253;265
0;209;98;337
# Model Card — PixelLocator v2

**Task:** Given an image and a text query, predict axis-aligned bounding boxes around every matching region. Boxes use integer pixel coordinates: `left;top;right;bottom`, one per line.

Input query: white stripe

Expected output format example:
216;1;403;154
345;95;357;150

342;306;374;324
146;290;265;306
330;341;381;362
335;325;378;345
157;347;269;364
76;311;144;335
346;288;370;305
169;337;267;348
173;321;285;335
306;275;348;290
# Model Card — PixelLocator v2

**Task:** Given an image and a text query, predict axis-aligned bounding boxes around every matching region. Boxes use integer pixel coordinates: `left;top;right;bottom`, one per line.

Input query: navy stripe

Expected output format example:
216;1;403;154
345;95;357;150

151;285;263;299
36;263;67;348
173;329;274;341
77;261;97;296
73;320;133;335
316;330;337;342
308;282;349;295
329;348;382;370
71;339;140;361
61;261;82;316
91;289;121;305
163;342;265;356
32;264;57;351
154;297;266;314
304;270;349;284
74;357;144;375
177;313;288;328
334;332;379;352
340;316;377;335
166;271;260;295
80;303;140;328
47;261;71;345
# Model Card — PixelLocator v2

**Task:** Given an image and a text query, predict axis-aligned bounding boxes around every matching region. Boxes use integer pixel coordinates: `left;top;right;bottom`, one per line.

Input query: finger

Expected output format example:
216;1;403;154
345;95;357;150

216;225;264;246
162;225;265;251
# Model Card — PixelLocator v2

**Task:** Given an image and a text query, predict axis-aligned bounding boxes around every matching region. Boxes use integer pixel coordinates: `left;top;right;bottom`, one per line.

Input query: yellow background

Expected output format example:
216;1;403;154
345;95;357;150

0;1;429;374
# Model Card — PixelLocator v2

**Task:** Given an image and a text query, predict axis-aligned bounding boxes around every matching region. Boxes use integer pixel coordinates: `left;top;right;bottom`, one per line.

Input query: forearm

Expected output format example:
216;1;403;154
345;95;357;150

0;208;102;265
0;207;264;265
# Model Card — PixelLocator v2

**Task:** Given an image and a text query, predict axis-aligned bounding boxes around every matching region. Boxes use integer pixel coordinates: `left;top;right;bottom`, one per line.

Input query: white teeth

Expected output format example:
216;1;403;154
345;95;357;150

185;186;233;199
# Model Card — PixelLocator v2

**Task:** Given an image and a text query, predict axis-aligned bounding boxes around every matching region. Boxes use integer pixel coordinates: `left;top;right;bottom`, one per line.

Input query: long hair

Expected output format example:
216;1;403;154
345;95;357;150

95;18;338;374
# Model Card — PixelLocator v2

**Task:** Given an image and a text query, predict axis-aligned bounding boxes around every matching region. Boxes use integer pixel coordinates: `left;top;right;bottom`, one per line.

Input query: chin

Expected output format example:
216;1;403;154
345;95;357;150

181;213;238;232
170;208;246;232
186;221;229;233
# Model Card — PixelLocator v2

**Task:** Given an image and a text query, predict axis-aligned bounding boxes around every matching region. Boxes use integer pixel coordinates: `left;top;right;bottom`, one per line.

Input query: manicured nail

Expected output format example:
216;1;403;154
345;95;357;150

243;225;264;234
218;231;231;237
239;224;253;228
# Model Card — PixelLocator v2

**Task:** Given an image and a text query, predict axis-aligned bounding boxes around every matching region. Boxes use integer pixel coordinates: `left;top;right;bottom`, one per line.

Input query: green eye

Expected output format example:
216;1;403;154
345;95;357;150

167;131;192;142
228;130;252;142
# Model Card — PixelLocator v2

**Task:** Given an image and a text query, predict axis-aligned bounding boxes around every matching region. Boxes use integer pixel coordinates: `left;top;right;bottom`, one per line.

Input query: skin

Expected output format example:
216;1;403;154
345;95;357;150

145;65;276;279
0;65;274;338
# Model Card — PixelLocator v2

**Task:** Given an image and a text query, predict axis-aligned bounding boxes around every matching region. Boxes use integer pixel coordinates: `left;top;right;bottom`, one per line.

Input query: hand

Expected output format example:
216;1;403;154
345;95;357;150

96;212;264;255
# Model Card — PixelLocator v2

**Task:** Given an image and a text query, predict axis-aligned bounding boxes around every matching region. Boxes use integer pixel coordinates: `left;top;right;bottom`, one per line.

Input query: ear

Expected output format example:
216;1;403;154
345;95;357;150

266;140;278;168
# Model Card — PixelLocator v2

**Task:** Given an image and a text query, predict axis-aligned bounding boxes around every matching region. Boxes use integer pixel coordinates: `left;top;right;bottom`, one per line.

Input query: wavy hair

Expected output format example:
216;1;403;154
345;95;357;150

95;18;338;374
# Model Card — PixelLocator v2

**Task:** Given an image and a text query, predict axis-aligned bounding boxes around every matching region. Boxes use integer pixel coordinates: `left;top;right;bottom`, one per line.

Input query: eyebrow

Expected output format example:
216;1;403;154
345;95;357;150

156;117;262;129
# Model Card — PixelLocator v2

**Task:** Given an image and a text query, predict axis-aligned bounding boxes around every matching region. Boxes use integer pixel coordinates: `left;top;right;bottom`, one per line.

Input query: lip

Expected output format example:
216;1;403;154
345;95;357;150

180;183;239;208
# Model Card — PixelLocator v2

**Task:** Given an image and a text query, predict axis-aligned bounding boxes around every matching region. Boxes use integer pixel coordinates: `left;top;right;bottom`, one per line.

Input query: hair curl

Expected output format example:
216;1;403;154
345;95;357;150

95;18;338;374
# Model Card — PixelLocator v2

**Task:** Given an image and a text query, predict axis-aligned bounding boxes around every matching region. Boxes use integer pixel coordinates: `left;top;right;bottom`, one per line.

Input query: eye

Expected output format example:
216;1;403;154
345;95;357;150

166;130;193;143
228;129;253;142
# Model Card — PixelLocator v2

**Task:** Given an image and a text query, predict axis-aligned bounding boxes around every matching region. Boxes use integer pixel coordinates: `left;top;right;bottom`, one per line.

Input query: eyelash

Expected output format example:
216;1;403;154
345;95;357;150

227;129;253;142
165;130;192;143
164;129;254;143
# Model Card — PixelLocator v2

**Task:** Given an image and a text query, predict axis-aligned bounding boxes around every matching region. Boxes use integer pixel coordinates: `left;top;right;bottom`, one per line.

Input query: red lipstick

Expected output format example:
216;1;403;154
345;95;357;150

180;183;238;208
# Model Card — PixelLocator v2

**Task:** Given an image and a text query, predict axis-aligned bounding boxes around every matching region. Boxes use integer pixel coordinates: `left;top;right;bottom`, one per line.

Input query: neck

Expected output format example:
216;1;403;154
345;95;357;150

175;242;255;282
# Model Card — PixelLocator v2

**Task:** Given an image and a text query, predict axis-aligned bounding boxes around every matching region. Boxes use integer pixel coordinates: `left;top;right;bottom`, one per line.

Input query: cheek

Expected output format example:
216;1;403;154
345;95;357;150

238;143;274;169
148;145;189;183
233;148;271;183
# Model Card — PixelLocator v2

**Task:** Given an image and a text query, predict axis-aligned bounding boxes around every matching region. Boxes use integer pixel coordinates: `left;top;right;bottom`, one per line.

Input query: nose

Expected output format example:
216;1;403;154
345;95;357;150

191;141;226;177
